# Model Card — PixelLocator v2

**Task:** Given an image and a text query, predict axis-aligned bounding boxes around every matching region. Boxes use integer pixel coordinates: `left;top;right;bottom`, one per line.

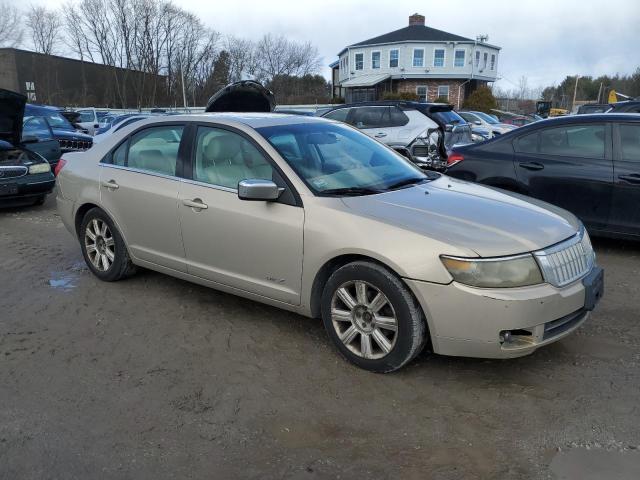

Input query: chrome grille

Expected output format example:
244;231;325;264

0;166;28;178
534;230;595;287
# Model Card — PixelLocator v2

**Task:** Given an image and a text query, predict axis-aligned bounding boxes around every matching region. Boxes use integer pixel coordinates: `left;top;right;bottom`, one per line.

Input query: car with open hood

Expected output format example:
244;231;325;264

0;89;55;205
56;83;604;372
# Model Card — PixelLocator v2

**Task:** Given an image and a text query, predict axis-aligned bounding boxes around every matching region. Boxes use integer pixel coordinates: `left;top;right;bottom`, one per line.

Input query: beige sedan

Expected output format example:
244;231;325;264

56;114;603;372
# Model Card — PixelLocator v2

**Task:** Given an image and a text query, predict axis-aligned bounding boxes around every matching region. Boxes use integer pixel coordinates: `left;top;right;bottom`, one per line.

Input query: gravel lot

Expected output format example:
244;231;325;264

1;196;640;479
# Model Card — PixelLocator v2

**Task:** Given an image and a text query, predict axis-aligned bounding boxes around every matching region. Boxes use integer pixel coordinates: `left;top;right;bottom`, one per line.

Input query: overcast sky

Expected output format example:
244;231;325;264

33;0;640;91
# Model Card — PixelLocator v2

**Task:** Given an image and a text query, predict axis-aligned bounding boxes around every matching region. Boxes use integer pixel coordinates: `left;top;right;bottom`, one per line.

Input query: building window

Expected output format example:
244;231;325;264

416;86;428;102
389;49;399;68
475;51;480;67
433;49;445;67
490;54;496;70
437;85;449;101
371;51;381;69
454;50;465;67
355;52;364;70
413;49;424;67
483;52;488;69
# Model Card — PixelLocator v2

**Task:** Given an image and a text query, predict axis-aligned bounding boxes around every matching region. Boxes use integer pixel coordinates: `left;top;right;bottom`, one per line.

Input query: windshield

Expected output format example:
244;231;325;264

257;122;428;195
43;111;74;131
474;111;499;124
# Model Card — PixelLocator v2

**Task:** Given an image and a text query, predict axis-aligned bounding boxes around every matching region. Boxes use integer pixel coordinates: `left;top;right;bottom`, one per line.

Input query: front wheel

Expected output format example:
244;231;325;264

80;208;136;282
321;261;428;373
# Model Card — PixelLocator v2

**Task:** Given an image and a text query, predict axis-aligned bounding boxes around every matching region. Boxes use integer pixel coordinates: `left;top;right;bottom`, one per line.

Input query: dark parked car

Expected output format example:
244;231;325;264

22;116;62;164
577;104;611;115
608;101;640;113
0;89;55;205
446;113;640;238
24;104;93;156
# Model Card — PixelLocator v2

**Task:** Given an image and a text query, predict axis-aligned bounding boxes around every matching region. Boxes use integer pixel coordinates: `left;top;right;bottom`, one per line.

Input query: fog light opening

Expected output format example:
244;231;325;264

500;331;513;344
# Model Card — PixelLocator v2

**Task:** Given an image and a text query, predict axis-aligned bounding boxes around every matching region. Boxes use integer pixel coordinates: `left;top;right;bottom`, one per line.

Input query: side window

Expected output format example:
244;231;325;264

194;127;274;189
78;111;93;122
127;125;183;175
324;108;350;123
620;124;640;162
515;132;539;153
540;124;605;159
112;141;127;166
350;107;390;129
389;107;409;127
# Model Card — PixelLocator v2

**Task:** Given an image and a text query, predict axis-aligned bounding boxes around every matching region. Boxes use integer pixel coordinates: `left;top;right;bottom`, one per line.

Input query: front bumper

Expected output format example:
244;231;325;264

405;267;602;359
0;174;55;202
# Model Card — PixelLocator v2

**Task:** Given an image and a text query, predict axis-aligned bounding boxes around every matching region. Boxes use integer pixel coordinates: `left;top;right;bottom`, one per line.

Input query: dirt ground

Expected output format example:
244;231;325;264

1;196;639;480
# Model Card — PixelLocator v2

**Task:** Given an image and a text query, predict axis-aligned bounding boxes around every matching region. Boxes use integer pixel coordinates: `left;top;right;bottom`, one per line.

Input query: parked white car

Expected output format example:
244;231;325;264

76;108;110;135
92;115;150;144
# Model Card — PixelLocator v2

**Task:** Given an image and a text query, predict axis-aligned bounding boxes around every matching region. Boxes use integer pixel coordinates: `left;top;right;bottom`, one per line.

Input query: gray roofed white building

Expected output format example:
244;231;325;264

330;13;501;106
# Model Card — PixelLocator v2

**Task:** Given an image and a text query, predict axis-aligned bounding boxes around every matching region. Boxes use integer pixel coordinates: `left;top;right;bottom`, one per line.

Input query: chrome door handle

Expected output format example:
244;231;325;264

182;198;208;210
374;132;387;138
102;180;119;190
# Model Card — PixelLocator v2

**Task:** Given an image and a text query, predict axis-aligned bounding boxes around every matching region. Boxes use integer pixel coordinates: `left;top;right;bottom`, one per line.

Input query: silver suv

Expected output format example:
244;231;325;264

321;102;472;170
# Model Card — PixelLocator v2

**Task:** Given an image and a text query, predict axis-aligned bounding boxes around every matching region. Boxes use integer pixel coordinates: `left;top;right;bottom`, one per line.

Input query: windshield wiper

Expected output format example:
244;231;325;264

320;187;383;196
386;177;429;190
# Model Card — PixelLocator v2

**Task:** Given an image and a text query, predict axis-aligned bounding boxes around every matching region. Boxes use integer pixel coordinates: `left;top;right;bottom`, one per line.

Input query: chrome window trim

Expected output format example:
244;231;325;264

440;253;533;263
99;163;238;194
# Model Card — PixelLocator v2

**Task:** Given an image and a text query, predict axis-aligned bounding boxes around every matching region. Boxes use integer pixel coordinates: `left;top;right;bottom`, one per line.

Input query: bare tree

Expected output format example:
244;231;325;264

0;1;24;48
517;75;529;100
26;5;63;55
226;36;257;82
253;34;322;82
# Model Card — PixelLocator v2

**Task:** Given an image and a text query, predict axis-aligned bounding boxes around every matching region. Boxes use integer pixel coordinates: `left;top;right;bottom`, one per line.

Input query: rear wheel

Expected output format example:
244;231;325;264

80;208;136;281
321;261;428;373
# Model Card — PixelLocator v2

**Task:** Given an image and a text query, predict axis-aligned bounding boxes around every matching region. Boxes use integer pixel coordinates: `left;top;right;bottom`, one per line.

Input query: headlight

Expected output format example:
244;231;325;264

471;132;489;142
441;254;543;288
28;163;52;174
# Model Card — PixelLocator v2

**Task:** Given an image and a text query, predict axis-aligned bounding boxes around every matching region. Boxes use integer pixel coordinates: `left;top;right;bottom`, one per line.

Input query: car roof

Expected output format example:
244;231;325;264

126;112;334;129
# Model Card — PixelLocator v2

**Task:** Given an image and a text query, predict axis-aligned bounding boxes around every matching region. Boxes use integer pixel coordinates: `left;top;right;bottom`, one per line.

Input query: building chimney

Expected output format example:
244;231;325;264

409;13;425;26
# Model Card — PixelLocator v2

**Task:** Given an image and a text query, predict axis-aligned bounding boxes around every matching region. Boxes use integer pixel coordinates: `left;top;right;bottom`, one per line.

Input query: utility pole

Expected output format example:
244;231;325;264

572;75;580;112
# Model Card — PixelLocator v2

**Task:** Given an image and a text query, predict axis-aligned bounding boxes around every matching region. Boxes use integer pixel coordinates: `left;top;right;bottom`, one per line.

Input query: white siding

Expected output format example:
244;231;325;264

338;42;499;83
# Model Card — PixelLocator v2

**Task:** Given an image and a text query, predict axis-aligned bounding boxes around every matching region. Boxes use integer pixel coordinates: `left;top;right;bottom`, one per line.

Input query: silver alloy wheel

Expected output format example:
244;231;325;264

84;218;115;272
330;280;398;359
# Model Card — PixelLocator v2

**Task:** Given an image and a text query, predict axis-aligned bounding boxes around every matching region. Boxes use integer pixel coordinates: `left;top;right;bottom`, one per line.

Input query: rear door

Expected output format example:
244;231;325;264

609;122;640;235
512;122;613;230
346;106;398;145
99;124;186;271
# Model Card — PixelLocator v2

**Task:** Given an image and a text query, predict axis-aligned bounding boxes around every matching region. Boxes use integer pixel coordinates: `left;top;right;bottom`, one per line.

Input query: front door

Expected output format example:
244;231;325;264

99;124;186;271
609;122;640;235
513;123;613;231
177;125;304;305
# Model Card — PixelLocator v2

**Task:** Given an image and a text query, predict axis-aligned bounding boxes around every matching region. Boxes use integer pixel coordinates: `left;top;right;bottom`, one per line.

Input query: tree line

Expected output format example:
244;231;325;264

0;0;328;108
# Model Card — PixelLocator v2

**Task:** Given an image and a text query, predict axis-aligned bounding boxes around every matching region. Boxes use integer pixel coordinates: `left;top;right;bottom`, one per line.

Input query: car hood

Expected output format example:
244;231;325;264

52;129;93;141
0;88;26;146
205;80;276;113
341;175;580;257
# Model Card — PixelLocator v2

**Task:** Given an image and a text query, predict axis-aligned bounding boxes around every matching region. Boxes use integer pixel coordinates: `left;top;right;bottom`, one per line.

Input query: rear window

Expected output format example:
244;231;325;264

431;110;466;126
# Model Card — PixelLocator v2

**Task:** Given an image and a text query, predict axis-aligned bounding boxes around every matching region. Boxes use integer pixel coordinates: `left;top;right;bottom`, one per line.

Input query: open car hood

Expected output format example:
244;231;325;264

0;89;26;146
205;80;275;113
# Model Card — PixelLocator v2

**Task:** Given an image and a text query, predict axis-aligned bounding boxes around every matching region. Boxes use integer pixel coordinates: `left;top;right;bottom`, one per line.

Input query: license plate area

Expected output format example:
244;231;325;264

0;183;19;196
582;266;604;311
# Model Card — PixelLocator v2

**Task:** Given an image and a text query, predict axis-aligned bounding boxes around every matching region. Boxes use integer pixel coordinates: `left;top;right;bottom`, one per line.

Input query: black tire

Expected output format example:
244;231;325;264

33;194;46;206
321;261;428;373
80;207;136;282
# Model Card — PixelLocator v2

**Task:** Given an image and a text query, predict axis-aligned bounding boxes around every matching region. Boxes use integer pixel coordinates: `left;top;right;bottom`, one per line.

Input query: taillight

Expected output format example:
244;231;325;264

447;152;464;167
54;158;67;176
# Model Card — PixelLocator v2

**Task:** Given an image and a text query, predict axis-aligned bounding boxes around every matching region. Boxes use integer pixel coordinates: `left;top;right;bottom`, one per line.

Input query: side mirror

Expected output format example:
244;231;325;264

474;120;482;126
238;179;283;201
